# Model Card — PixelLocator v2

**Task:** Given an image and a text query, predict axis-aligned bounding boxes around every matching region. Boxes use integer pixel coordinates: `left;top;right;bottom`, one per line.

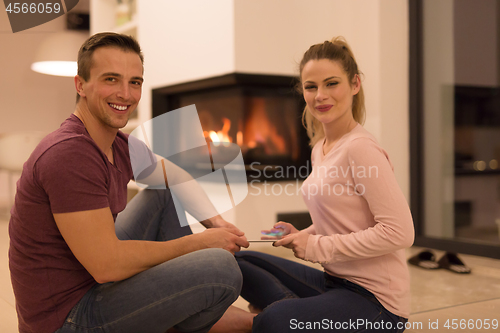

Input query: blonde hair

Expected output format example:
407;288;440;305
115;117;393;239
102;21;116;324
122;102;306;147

298;37;365;147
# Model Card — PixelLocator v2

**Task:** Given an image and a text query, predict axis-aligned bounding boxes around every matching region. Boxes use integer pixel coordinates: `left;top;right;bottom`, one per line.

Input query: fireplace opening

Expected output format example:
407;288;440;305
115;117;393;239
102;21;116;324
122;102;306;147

152;73;312;181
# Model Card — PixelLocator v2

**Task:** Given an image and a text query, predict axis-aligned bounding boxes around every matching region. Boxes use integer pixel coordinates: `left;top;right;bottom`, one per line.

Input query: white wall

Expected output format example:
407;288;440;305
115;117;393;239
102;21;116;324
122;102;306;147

0;10;79;134
0;11;78;207
379;0;410;204
1;1;410;229
232;0;409;195
94;0;411;233
230;0;409;234
137;0;235;126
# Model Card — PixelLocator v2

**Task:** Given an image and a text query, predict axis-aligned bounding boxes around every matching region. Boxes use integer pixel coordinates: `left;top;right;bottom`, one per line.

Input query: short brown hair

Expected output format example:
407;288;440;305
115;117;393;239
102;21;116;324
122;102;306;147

298;37;365;147
76;32;144;102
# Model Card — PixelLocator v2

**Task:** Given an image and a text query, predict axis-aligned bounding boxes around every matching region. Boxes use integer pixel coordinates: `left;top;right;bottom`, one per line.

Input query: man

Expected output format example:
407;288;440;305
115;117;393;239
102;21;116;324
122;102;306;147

9;32;251;333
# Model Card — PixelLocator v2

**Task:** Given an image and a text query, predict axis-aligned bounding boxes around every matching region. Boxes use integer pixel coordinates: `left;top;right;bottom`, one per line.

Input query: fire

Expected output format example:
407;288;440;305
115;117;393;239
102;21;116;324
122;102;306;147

209;131;220;144
205;117;233;147
244;98;287;155
199;97;293;159
236;131;243;147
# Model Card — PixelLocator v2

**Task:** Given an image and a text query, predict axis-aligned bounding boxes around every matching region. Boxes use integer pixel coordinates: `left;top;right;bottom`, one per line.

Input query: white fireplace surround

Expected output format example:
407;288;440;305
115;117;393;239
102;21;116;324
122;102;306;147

110;0;409;233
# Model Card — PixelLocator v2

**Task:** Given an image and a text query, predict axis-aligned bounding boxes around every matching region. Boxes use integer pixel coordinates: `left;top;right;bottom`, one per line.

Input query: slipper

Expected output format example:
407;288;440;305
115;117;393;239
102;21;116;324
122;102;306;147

408;250;440;269
437;252;471;274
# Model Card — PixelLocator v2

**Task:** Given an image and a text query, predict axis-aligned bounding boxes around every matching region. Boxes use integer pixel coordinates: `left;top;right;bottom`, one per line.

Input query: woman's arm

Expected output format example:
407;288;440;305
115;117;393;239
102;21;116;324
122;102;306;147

299;138;414;264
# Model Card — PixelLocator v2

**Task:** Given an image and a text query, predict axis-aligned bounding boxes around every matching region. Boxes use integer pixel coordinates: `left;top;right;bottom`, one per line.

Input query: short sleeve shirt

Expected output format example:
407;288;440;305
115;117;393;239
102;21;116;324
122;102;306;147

9;114;134;333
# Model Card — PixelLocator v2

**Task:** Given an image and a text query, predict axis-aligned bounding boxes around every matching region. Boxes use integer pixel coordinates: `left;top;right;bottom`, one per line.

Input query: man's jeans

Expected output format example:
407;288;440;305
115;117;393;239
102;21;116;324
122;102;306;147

55;189;242;333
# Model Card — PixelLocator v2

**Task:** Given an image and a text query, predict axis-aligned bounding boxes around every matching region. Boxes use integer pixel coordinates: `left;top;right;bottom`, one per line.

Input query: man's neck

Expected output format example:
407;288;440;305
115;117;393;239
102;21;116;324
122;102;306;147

74;103;117;156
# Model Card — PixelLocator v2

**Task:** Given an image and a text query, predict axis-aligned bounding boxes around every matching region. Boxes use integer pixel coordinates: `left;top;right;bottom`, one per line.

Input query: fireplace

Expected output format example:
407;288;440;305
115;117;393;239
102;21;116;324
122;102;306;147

152;73;311;181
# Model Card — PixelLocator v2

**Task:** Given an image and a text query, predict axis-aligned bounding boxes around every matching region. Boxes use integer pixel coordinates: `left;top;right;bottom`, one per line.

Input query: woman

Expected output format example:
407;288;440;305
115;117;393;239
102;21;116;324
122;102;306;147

235;37;414;333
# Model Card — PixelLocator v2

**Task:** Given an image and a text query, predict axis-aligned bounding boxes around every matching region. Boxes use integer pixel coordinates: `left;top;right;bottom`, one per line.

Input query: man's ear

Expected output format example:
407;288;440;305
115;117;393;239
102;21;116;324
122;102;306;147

74;75;86;98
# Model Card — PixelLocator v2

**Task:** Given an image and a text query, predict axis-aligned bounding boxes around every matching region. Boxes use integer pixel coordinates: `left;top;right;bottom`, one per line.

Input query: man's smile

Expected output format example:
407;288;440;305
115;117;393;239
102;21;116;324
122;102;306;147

108;103;130;112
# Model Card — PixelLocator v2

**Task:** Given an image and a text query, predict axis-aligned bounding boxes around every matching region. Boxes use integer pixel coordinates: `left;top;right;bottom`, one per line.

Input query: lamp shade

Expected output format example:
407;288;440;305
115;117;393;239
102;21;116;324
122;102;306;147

31;31;89;77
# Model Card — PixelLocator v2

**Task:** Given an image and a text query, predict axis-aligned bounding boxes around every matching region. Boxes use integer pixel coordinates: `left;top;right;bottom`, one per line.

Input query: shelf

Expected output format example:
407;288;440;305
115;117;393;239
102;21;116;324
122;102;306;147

91;0;137;36
114;18;137;36
91;0;150;146
455;169;500;176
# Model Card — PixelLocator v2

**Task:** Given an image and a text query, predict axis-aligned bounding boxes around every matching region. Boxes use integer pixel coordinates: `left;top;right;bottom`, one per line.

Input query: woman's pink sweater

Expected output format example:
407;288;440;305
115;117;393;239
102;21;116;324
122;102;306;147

302;124;414;318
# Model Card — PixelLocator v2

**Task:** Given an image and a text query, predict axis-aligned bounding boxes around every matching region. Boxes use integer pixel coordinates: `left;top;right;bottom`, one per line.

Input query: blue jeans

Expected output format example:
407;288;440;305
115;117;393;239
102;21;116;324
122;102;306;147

55;189;242;333
235;251;407;333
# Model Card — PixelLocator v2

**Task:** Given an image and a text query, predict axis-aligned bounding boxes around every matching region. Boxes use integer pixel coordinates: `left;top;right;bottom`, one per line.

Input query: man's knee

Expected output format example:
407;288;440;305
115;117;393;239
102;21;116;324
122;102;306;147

147;188;172;203
202;248;242;291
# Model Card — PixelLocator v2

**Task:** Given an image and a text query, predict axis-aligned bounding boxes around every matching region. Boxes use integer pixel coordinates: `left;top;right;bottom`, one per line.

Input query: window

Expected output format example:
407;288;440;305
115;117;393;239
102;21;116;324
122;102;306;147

410;0;500;258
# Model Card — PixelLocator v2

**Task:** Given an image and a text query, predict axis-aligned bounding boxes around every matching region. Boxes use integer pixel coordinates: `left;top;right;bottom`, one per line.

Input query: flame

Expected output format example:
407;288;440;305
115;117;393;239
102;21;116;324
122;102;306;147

221;118;231;135
205;118;233;147
244;98;287;155
200;99;292;158
237;131;243;147
220;118;231;147
209;131;220;146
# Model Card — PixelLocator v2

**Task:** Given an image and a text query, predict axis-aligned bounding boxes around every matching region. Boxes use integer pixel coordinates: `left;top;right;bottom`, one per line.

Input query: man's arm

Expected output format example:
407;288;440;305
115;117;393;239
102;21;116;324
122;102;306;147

135;154;236;229
54;207;248;283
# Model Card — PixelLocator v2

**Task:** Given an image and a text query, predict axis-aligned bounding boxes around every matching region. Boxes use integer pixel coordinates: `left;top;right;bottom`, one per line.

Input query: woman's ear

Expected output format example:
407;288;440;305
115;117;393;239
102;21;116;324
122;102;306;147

351;74;361;95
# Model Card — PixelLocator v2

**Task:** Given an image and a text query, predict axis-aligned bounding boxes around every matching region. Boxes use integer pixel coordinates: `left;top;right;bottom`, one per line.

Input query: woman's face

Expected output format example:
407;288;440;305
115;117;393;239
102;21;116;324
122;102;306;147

301;59;360;126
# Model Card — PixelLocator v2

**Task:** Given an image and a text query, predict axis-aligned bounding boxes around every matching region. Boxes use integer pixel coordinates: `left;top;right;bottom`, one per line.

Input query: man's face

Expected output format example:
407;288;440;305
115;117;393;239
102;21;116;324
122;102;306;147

77;47;143;130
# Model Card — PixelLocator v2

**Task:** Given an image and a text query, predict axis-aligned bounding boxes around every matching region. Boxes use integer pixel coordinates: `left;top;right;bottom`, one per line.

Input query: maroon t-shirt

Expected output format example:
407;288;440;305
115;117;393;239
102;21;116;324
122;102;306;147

9;114;135;333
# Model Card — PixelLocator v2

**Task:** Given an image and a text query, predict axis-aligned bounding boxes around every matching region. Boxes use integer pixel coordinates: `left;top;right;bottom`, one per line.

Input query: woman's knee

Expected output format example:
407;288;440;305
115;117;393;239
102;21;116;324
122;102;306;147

235;250;266;260
252;300;290;332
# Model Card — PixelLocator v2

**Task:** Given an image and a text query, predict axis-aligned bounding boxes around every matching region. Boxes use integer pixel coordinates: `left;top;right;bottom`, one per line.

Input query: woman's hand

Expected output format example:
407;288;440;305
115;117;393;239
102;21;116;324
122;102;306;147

261;221;299;240
273;230;310;259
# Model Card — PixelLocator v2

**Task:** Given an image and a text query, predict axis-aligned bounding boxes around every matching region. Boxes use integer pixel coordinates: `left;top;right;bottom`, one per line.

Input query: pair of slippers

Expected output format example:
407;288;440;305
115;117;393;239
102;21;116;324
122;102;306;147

408;250;471;274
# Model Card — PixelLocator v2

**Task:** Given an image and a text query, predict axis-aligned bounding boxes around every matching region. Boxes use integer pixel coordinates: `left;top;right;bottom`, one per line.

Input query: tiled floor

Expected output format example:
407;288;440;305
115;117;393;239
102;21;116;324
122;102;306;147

1;217;499;333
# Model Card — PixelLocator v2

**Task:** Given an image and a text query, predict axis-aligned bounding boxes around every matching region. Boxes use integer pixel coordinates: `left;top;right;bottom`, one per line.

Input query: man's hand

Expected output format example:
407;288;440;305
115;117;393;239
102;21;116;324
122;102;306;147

202;215;246;236
212;217;245;234
272;230;310;259
199;228;249;254
199;215;248;254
